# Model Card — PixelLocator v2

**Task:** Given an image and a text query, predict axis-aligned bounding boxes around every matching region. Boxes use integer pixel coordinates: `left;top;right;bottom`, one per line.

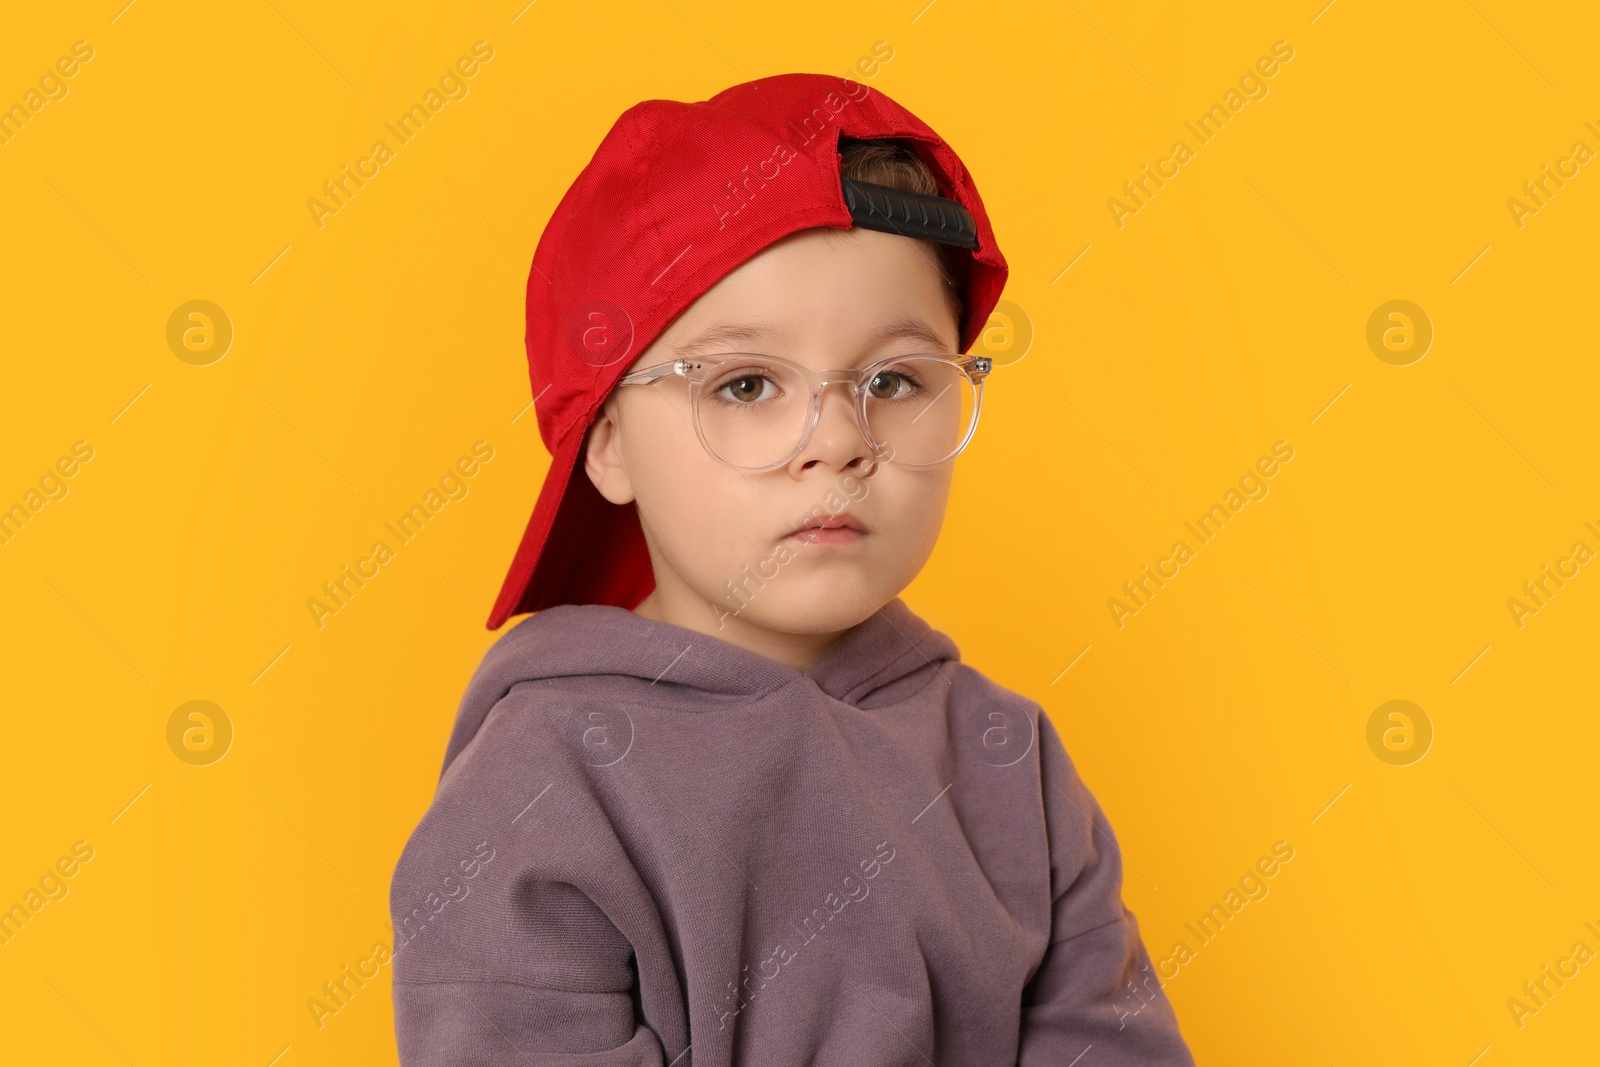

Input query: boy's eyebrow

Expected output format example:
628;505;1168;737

673;321;794;356
672;314;955;361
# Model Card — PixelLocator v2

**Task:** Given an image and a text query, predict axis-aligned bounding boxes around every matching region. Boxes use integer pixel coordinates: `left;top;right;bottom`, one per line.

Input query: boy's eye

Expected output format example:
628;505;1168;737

867;369;920;400
709;367;784;405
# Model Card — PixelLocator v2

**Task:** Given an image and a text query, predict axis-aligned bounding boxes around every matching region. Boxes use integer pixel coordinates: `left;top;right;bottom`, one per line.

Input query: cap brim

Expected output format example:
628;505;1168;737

486;423;655;629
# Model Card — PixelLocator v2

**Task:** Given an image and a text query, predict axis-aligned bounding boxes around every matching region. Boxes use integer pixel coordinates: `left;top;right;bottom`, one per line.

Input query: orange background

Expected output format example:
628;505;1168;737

2;1;1596;1063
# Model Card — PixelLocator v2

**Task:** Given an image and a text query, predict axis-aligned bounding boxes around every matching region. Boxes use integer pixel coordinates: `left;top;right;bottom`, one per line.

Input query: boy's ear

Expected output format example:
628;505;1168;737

583;394;636;505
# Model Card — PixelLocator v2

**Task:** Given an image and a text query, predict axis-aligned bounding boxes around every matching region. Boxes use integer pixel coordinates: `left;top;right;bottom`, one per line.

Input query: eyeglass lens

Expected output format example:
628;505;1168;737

695;356;977;469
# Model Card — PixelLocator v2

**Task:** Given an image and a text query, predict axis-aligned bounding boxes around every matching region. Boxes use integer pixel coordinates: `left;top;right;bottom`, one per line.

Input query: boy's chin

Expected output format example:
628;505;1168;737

707;580;895;637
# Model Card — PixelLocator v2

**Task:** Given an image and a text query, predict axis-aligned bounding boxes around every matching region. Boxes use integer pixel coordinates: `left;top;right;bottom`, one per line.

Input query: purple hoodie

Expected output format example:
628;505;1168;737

388;596;1196;1065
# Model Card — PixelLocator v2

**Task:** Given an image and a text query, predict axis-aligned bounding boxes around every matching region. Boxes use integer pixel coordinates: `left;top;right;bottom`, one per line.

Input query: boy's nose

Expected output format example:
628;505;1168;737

793;379;876;472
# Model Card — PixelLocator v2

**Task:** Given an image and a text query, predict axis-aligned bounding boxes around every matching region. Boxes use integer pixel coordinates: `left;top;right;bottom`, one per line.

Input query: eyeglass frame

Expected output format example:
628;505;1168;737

612;350;995;472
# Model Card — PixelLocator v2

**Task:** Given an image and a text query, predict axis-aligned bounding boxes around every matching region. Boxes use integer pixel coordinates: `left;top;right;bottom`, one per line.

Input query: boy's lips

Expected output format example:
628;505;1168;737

784;511;868;543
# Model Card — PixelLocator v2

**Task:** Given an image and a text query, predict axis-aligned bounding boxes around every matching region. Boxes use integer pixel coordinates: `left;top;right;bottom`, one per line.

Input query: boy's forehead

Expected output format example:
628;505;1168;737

705;230;950;315
672;315;953;357
622;312;957;377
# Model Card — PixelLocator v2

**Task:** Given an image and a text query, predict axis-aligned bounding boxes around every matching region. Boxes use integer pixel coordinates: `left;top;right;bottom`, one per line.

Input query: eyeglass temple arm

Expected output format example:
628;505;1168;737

616;359;692;386
618;354;993;386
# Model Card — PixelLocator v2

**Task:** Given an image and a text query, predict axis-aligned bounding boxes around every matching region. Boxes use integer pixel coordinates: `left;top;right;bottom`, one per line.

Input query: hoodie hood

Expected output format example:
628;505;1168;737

438;595;960;781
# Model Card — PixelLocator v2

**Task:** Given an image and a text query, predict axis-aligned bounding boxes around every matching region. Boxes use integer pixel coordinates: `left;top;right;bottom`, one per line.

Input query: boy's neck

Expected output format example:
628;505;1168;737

630;588;845;674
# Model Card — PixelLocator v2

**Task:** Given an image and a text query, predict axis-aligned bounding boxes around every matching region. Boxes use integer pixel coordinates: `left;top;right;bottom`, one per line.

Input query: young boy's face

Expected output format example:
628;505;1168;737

583;226;963;665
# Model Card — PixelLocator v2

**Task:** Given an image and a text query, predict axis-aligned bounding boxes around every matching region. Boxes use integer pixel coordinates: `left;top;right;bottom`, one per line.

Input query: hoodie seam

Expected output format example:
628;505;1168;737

1046;912;1128;950
836;642;952;707
496;617;798;697
393;975;632;994
483;602;954;709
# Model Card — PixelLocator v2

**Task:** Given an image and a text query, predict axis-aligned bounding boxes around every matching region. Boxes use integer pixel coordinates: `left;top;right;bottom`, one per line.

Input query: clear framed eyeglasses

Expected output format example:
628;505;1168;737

614;351;994;472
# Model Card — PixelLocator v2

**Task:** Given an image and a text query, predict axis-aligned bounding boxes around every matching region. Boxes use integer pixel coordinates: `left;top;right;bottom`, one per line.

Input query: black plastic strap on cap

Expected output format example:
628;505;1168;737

841;177;980;250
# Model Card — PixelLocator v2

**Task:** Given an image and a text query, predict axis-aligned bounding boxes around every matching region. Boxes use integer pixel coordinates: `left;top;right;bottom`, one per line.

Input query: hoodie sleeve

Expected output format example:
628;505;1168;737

1015;712;1197;1067
389;709;667;1066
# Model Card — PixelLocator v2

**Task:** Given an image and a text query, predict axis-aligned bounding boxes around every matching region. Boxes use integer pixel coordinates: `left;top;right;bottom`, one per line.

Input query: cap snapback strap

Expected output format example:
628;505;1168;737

841;177;980;250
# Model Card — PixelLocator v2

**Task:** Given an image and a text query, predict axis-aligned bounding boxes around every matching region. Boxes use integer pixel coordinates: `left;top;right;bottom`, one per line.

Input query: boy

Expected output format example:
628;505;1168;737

389;73;1196;1065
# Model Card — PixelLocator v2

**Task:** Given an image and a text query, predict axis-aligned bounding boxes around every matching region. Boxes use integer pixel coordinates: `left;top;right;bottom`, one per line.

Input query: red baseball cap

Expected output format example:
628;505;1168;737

486;72;1009;629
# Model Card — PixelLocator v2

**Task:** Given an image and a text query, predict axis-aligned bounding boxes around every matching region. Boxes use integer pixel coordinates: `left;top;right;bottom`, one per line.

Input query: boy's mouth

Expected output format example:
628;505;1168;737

784;511;868;544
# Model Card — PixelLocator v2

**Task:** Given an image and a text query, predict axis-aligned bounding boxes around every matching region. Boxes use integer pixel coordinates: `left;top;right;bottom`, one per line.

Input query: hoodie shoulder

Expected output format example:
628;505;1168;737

435;677;575;794
436;605;631;782
938;657;1046;768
